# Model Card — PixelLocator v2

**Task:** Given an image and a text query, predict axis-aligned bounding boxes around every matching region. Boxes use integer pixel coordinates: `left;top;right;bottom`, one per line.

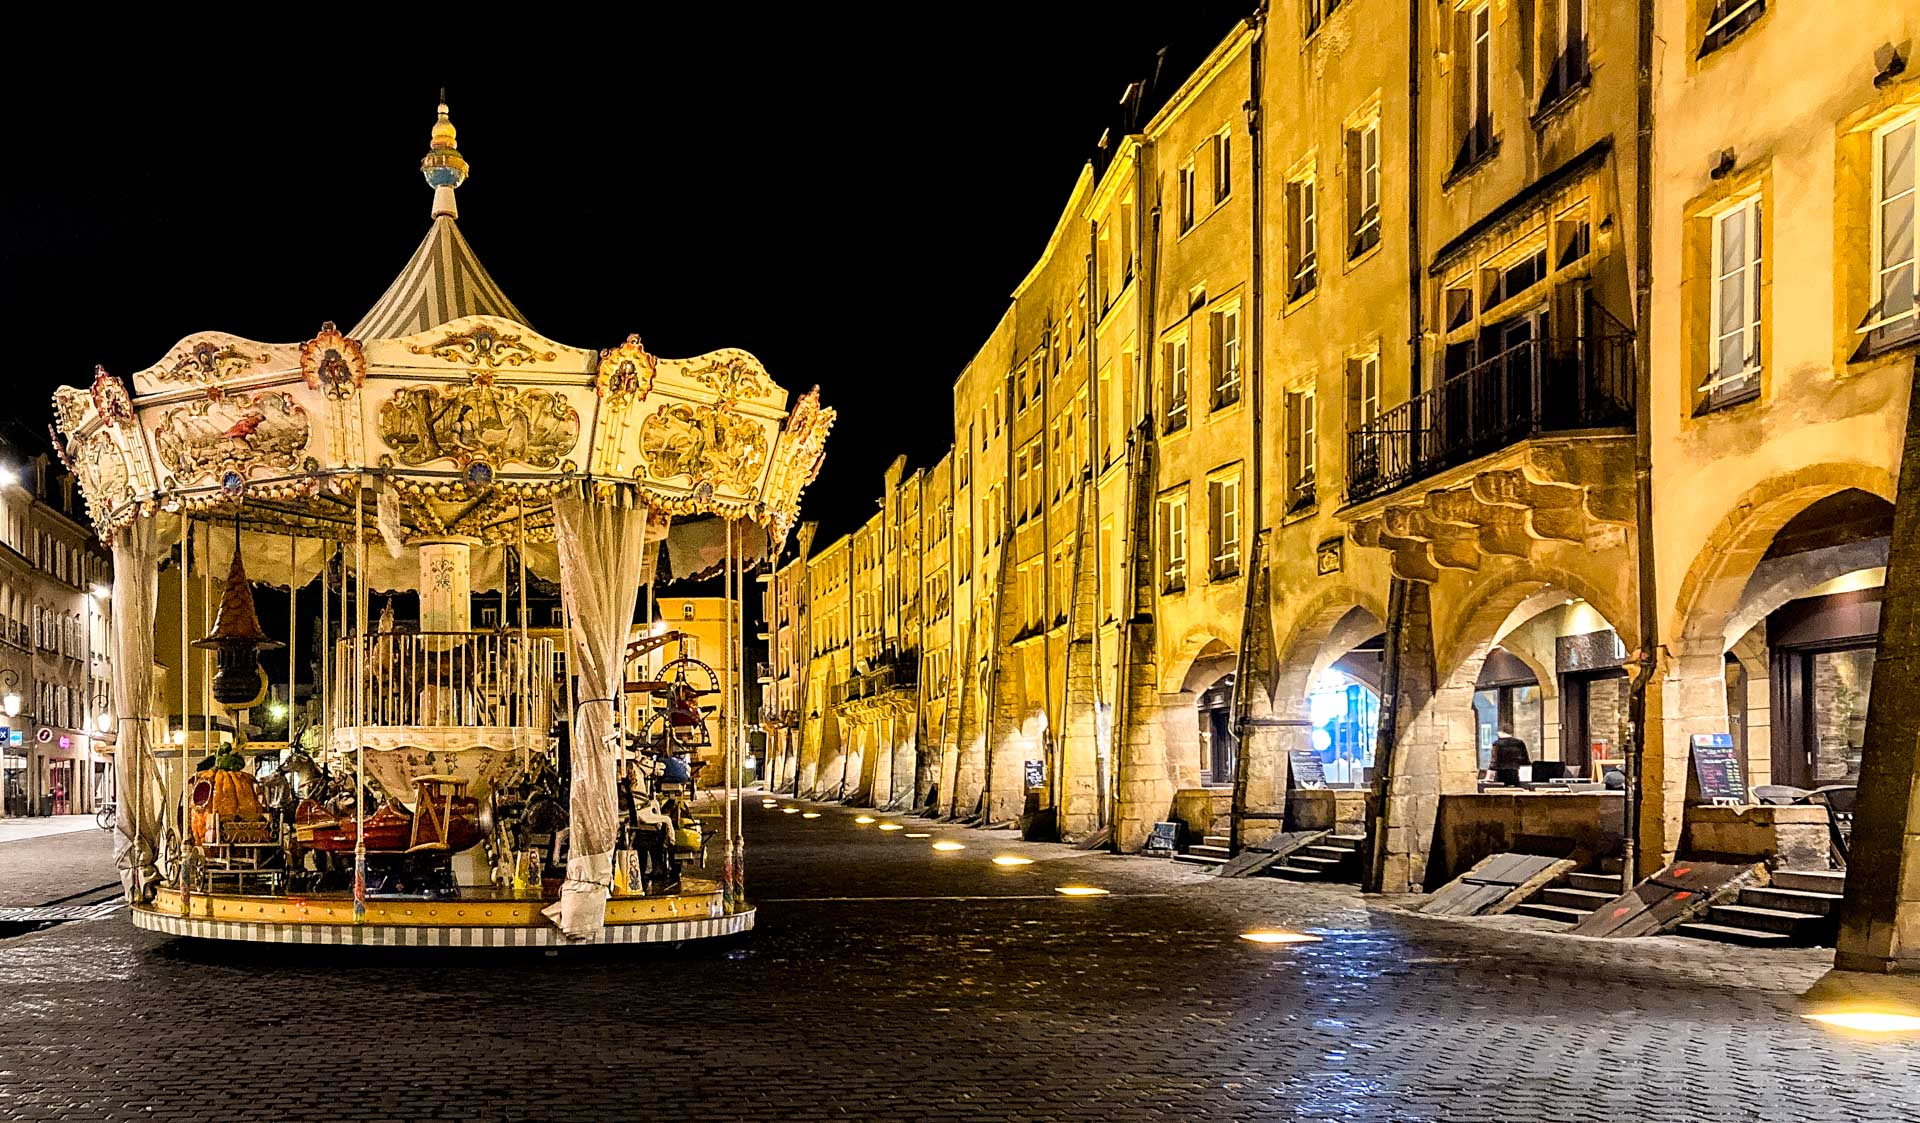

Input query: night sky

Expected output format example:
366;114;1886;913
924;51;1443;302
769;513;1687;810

3;8;1250;543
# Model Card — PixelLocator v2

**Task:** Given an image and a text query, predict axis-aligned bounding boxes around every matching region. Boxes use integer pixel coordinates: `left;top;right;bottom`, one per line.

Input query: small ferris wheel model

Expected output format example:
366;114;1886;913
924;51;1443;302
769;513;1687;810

627;653;722;756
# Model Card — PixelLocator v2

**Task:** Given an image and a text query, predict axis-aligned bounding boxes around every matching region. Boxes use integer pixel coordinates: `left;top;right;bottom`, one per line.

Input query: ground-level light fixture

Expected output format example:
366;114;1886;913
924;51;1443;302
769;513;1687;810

854;815;876;824
1797;968;1920;1034
1239;930;1321;945
904;832;930;838
991;855;1035;867
1803;1011;1920;1033
1054;886;1110;897
802;812;821;819
877;822;903;831
781;807;801;814
931;841;966;852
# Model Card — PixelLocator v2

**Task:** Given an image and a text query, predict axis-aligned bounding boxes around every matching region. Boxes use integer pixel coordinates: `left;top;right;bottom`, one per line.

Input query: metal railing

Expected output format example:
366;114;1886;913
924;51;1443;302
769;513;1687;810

333;630;555;729
1346;329;1634;503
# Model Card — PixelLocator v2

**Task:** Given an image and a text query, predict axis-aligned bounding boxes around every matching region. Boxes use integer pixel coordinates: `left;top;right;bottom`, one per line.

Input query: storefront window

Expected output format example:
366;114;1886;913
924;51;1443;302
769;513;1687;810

1809;647;1872;785
1474;683;1543;768
1308;672;1379;787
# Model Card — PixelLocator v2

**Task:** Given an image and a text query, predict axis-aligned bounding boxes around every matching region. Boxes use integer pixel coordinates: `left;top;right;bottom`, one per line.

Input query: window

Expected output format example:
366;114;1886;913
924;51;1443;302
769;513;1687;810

1348;350;1381;428
1287;171;1318;301
1016;366;1029;413
1286;389;1316;510
1485;238;1549;309
1209;304;1241;409
1178;161;1196;232
1702;193;1763;408
1540;0;1590;110
1096;366;1114;465
1208;474;1240;581
1453;2;1496;175
1120;197;1136;285
1444;281;1474;331
1347;117;1381;258
1865;115;1920;351
1700;0;1765;57
1157;491;1187;594
1305;0;1341;37
1212;129;1232;203
1555;205;1592;268
1163;335;1190;432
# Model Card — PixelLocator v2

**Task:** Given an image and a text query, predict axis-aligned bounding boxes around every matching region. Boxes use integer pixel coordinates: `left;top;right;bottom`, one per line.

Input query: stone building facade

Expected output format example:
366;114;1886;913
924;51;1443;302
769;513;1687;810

761;0;1920;894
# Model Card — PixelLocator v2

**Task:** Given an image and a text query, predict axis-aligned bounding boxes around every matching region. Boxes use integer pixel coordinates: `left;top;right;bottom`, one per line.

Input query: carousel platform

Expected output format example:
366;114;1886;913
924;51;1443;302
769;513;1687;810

130;879;753;947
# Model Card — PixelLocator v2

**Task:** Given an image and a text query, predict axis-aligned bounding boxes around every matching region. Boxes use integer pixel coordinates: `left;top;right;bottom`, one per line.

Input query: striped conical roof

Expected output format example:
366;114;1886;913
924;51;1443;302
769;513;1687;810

349;215;529;340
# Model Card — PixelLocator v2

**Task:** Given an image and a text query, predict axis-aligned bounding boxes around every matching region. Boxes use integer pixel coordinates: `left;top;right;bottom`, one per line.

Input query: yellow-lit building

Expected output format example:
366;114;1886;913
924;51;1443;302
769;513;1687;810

761;1;1920;917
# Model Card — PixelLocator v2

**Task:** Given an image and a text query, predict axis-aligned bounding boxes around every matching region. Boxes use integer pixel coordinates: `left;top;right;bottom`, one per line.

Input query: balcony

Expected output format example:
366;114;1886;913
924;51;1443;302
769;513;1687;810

1346;328;1633;505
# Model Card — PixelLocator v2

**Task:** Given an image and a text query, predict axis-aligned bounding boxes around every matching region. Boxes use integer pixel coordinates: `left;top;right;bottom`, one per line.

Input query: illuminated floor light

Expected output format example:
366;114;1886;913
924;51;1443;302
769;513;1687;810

1803;1011;1920;1033
931;841;966;852
781;807;800;814
854;815;877;824
878;823;904;831
801;812;822;819
904;832;931;838
1054;886;1110;897
991;855;1035;867
1239;930;1321;945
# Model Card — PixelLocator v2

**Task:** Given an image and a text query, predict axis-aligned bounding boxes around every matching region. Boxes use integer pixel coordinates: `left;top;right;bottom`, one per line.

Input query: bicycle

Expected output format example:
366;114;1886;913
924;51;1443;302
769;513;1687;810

95;802;117;832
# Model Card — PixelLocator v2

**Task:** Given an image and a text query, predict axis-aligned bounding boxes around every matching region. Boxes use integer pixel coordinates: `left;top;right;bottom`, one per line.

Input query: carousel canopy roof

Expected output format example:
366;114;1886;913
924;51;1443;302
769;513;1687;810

50;100;833;564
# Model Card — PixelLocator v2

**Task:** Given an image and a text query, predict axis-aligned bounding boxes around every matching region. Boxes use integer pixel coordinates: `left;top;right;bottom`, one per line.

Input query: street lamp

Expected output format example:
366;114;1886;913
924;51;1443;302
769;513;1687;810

0;668;20;720
89;687;112;737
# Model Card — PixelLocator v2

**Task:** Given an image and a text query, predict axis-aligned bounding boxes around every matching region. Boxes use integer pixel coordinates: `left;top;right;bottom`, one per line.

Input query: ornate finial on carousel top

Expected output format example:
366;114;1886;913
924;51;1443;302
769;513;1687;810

420;90;469;220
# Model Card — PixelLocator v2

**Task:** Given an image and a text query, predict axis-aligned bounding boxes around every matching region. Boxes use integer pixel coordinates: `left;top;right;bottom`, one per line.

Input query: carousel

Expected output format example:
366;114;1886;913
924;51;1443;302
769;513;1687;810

49;101;833;948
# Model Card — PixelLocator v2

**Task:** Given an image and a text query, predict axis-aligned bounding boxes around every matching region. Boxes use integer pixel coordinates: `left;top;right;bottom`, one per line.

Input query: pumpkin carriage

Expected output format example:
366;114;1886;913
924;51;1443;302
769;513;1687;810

54;101;832;947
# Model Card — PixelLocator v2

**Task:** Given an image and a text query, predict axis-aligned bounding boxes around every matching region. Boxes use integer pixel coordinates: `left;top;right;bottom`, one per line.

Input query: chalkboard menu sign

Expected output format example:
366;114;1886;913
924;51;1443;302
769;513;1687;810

1144;820;1182;855
1688;733;1747;804
1289;750;1328;789
1024;759;1045;790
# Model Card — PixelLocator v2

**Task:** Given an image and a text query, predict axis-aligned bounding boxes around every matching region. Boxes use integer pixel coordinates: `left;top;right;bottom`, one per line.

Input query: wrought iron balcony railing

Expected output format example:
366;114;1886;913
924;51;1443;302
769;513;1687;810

1346;329;1634;504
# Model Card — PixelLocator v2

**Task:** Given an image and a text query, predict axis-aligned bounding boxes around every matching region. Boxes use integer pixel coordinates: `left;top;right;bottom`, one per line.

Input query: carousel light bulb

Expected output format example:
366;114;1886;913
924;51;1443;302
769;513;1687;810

169;730;185;746
267;701;288;721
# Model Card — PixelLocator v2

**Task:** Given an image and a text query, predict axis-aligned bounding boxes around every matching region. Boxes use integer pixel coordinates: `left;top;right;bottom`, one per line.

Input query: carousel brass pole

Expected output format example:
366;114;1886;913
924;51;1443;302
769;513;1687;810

178;510;189;898
288;534;297;750
353;484;368;921
723;522;736;909
201;524;212;760
320;543;330;776
518;509;530;771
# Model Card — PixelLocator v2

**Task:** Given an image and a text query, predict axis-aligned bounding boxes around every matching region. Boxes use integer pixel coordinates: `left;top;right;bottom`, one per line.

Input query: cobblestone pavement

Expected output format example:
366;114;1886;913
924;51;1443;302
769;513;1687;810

0;796;1915;1121
0;827;115;907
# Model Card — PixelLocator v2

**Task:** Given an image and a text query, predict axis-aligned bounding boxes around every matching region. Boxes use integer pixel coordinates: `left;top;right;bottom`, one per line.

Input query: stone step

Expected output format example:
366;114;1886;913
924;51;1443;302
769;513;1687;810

1265;862;1350;882
1741;886;1843;916
1771;869;1846;895
1301;845;1359;863
1706;904;1833;942
1676;921;1794;948
1287;853;1345;870
1325;834;1368;851
1566;872;1625;895
1186;844;1232;861
1512;902;1587;924
1596;856;1625;875
1202;835;1231;849
1172;852;1226;868
1539;887;1615;912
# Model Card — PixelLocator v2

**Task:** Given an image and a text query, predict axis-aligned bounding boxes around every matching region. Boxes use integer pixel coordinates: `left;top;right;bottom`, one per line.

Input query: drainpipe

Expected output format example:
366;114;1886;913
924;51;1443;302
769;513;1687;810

1085;230;1107;827
1364;0;1427;894
1229;7;1268;854
1623;0;1658;888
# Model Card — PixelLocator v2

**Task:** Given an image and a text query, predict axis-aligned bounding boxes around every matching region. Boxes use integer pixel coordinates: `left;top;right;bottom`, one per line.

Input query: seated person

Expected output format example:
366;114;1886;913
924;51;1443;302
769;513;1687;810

1487;730;1531;786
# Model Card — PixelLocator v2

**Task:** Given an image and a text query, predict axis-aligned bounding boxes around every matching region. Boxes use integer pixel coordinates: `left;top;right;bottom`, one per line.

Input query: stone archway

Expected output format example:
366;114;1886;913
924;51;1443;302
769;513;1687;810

1260;591;1388;844
1656;467;1897;863
1382;570;1634;893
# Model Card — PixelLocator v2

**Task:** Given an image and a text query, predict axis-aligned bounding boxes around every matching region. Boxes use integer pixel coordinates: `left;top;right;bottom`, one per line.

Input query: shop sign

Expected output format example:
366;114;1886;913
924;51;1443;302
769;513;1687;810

35;727;51;744
6;729;20;747
1688;733;1746;805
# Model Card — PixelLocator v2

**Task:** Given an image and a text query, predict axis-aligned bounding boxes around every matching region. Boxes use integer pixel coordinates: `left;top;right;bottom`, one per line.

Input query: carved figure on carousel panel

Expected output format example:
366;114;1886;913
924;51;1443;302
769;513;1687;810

153;390;310;485
638;402;768;491
406;323;556;371
684;352;771;406
378;383;580;470
76;432;135;520
300;322;367;401
596;334;658;405
157;337;274;386
90;366;135;427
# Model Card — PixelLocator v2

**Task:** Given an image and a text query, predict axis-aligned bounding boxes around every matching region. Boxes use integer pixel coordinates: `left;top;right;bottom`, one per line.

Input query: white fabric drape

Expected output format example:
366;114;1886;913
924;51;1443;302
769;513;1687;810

110;519;163;902
542;487;651;940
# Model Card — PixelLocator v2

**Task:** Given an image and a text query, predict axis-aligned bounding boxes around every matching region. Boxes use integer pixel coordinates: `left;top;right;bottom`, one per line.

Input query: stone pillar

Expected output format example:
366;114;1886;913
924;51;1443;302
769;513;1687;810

1645;640;1730;872
890;702;917;811
1370;581;1440;893
1115;624;1172;851
1238;689;1291;847
1058;491;1104;840
952;647;985;819
1835;366;1920;973
1160;691;1203;790
417;540;472;635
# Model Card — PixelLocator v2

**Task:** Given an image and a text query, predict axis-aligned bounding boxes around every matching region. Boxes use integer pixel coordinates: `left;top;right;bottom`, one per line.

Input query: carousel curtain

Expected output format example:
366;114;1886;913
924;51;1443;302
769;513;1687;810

542;487;651;940
110;519;163;902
